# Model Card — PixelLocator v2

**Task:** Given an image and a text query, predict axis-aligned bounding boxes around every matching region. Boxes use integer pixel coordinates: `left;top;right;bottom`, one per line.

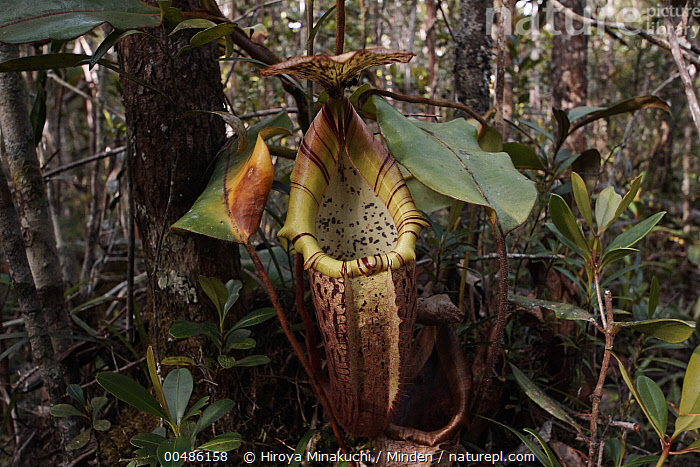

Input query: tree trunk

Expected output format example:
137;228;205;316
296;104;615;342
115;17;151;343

454;0;493;116
0;43;74;354
551;0;588;151
117;0;241;360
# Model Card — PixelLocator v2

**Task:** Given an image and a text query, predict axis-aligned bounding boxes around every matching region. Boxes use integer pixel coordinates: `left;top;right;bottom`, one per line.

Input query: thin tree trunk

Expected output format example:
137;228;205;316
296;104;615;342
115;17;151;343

117;0;241;361
0;43;74;354
426;0;438;119
454;0;493;116
682;124;694;234
551;0;588;151
0;157;79;464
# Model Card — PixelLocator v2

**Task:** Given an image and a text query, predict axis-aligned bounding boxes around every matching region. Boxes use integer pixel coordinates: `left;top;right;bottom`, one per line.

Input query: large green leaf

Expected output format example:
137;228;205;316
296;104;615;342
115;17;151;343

613;319;695;344
571;173;593;227
635;376;668;436
510;295;595;323
374;97;536;231
162;369;193;426
510;364;582;430
96;373;169;420
0;0;161;44
674;345;700;436
171;111;293;242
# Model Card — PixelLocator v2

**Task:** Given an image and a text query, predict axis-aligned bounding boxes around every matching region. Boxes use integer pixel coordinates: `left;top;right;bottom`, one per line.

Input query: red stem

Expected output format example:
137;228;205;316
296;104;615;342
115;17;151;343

243;242;354;464
335;0;346;55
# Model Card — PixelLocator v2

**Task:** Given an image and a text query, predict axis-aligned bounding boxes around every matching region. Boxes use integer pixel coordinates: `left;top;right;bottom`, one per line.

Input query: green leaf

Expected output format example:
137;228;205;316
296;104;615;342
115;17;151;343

217;355;236;369
96;372;169;420
523;429;564;467
192;399;235;437
50;404;85;418
374;96;537;231
91;396;108;418
569;95;670;134
198;276;228;316
571;173;593;227
484;418;550;466
611;352;664;439
176;23;238;57
568;106;605;122
233;355;270;367
197;432;242;452
510;295;595;323
169;321;219;346
614;175;643;220
231;307;276;331
307;6;336;46
648;276;659;319
288;430;318;467
69;428;91;450
171;111;293;242
67;384;86;406
403;171;453;213
549;194;590;257
510;364;582;430
595;186;622;234
182;396;209;423
600;247;638;270
0;0;161;44
673;345;700;436
169;18;216;36
502;142;545;170
157;437;191;467
606;212;666;253
162;369;193;426
93;419;111;431
90;29;145;69
130;432;167;449
635;376;668;436
613;319;695;343
553;108;570;151
225;338;256;352
147;346;170;421
223;280;242;319
161;356;197;366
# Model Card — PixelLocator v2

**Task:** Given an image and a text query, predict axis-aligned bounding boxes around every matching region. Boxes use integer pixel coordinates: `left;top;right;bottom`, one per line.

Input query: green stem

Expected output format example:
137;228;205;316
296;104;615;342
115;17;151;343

243;242;355;466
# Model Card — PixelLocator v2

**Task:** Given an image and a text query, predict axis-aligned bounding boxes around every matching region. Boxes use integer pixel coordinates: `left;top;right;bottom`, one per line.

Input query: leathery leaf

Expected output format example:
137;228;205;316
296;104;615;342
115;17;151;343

374;96;537;232
171;112;292;243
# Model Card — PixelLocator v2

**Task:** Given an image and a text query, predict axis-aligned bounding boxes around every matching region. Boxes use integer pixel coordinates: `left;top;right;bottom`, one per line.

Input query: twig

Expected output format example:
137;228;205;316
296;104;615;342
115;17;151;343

483;214;509;384
664;0;700;136
42;146;125;179
357;88;489;129
471;253;565;261
587;290;615;467
238;108;298;119
243;243;355;466
549;0;700;67
46;71;125;120
295;254;323;381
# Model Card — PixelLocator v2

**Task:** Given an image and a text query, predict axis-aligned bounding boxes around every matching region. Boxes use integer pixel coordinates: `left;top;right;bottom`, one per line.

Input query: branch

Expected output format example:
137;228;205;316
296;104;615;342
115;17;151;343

549;0;700;67
357;88;489;129
664;0;700;136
